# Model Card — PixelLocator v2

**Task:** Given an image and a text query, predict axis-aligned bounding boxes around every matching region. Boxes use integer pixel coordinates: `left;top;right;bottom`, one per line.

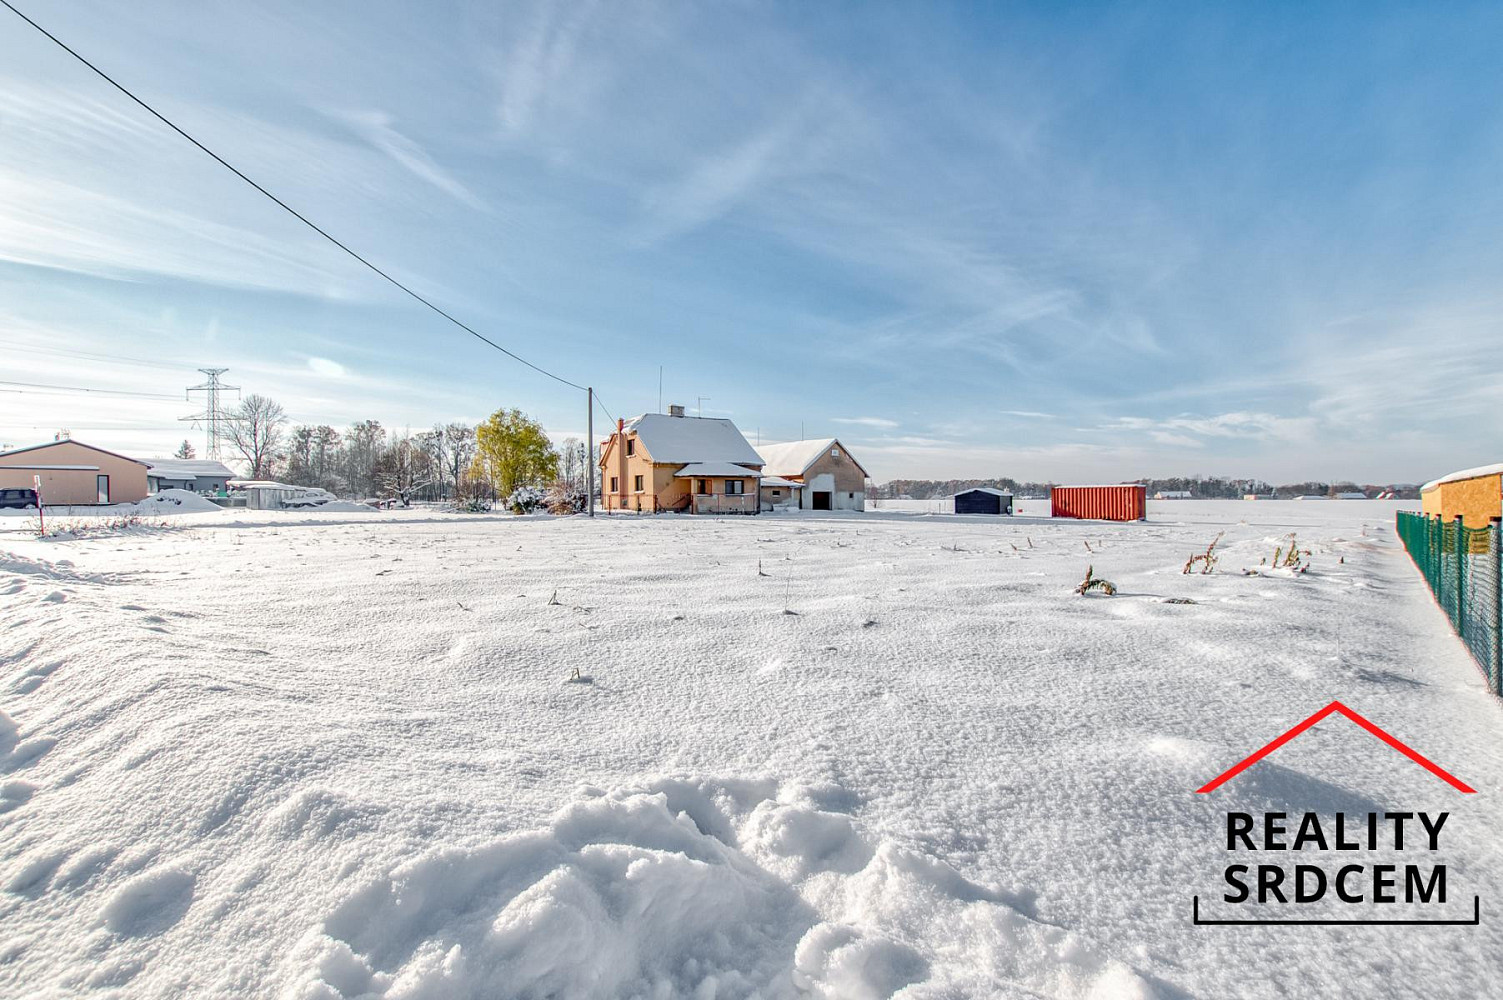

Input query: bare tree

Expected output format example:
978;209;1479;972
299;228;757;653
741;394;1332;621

373;430;432;505
419;427;448;499
443;422;476;497
341;419;385;497
560;437;582;491
221;394;287;479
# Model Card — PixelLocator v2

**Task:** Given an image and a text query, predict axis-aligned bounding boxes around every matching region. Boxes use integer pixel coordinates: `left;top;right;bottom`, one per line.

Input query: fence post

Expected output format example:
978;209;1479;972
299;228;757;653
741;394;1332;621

1454;516;1467;637
1493;516;1502;696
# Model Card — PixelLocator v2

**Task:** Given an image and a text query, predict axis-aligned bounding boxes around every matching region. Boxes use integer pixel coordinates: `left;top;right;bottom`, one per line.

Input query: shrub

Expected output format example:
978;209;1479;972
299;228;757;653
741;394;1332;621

507;484;547;515
544;480;588;515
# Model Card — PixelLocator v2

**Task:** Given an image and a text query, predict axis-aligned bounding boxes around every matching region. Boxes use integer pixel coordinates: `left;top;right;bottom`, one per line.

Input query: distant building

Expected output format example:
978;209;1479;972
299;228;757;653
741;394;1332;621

144;458;236;494
228;480;337;510
598;407;764;514
1154;490;1192;499
952;487;1013;515
1421;464;1503;528
754;438;869;511
1335;491;1369;500
0;439;149;505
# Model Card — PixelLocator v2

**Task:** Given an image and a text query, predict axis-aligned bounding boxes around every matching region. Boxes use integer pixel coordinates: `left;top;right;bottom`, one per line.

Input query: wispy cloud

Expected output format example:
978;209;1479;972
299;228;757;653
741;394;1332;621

0;167;349;294
1106;411;1316;443
832;416;899;429
335;111;484;208
306;357;347;378
492;0;599;136
639;107;814;242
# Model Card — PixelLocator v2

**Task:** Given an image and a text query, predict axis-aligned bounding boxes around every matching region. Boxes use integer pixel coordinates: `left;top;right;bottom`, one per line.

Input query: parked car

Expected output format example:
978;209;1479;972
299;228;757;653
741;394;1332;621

0;488;40;510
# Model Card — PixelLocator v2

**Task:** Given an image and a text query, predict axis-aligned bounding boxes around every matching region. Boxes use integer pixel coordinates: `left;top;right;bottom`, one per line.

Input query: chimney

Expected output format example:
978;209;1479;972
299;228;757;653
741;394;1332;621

669;404;685;417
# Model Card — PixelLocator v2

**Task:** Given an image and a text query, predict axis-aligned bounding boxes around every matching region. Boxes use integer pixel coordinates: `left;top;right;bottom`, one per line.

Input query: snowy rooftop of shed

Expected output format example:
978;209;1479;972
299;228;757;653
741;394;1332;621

626;413;763;466
144;459;236;480
1421;463;1503;493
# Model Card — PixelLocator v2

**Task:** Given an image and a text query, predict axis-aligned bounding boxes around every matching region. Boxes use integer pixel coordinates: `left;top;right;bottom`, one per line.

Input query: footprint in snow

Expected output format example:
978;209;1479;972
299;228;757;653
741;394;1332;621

0;779;35;814
99;867;195;936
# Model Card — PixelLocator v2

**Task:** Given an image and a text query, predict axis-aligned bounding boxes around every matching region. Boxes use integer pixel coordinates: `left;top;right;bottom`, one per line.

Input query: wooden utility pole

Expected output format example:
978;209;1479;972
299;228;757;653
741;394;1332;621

587;388;595;518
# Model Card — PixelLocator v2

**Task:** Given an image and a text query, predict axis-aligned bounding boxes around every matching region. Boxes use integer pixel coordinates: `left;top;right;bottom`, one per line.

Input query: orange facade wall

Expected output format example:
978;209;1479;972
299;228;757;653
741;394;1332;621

1421;472;1502;528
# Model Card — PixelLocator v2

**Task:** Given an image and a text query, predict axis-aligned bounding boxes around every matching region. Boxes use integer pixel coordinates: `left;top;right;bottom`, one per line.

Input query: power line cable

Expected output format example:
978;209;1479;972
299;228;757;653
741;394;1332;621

5;342;192;372
0;379;181;399
1;0;590;394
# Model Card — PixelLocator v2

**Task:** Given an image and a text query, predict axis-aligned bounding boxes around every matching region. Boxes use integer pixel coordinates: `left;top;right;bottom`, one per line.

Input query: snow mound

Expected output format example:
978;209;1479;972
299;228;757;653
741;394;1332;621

307;501;379;512
134;489;222;514
295;777;1156;1000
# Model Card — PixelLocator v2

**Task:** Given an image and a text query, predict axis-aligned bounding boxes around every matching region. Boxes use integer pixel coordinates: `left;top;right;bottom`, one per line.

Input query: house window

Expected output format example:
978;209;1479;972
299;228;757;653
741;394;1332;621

832;447;841;457
633;475;644;492
772;490;782;497
626;439;635;457
610;477;618;492
725;480;744;495
696;479;709;495
96;475;110;503
849;493;855;499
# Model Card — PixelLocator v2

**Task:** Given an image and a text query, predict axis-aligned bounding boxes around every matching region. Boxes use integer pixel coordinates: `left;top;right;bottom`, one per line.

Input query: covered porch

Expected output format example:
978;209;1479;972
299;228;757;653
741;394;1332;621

675;463;761;515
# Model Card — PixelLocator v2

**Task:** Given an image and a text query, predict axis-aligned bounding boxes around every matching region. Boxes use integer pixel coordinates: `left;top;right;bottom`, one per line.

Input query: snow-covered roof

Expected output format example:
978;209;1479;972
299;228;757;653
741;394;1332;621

760;475;801;488
0;439;148;466
1421;463;1503;493
625;413;763;466
952;487;1012;497
673;462;763;478
143;459;236;481
755;438;869;478
229;480;332;494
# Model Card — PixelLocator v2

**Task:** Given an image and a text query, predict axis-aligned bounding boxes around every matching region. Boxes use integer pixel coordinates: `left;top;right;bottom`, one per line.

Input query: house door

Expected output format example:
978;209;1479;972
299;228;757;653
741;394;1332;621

812;491;832;510
96;475;110;503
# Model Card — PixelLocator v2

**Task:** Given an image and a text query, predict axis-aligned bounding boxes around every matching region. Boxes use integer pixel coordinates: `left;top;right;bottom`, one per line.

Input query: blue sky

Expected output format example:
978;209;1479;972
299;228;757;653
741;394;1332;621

3;1;1501;482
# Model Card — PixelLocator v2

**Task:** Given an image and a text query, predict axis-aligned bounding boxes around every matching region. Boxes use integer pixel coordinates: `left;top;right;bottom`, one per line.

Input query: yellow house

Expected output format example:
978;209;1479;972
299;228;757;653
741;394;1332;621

1420;464;1502;528
0;439;151;505
599;408;764;514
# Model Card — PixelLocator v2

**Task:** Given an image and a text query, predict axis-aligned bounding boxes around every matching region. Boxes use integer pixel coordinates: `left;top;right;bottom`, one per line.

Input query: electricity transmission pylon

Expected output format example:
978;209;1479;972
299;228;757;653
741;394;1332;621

181;368;239;460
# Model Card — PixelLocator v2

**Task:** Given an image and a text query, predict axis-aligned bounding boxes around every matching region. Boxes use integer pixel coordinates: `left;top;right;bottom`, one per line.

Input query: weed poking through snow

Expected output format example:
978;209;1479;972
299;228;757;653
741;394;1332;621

1183;532;1224;575
1075;565;1117;596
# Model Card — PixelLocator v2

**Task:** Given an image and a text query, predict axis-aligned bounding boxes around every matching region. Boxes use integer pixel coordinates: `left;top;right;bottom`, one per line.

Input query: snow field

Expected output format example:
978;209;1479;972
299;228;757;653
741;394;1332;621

1;500;1500;999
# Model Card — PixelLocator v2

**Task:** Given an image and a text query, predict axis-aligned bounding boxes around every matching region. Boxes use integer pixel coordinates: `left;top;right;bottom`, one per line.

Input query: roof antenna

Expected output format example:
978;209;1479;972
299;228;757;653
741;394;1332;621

697;396;710;418
658;366;663;414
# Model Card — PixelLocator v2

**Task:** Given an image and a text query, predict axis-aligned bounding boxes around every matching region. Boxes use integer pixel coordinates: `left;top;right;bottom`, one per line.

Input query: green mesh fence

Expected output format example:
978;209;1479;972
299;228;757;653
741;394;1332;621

1396;511;1502;696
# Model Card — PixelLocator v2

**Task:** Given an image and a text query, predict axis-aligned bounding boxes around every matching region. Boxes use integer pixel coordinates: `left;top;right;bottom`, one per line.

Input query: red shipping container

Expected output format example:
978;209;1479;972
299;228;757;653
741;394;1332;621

1051;484;1147;521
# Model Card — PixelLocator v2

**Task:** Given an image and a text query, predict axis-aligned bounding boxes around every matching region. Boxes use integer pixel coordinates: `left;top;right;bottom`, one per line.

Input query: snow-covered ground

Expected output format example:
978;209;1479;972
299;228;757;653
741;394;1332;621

2;500;1499;999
